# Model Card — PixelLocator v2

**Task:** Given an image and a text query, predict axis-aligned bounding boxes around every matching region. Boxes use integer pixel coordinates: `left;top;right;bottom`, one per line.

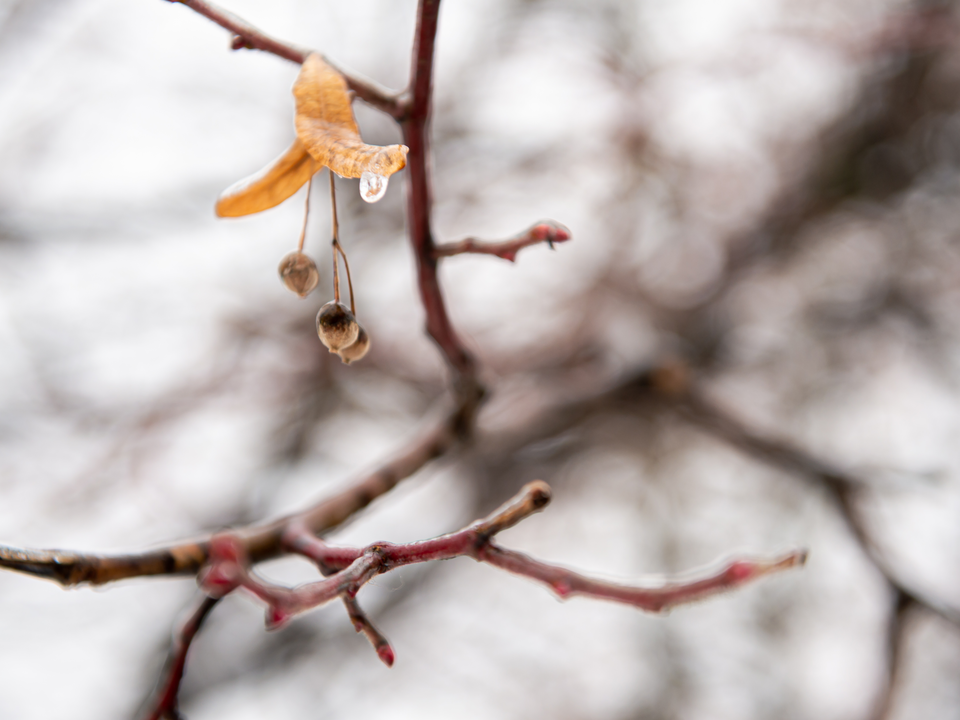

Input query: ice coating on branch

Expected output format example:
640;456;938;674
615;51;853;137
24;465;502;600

360;172;388;203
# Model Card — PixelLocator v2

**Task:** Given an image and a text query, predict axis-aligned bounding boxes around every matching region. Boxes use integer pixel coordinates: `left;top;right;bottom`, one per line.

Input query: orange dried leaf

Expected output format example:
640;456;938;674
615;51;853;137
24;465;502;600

216;138;316;218
294;54;407;179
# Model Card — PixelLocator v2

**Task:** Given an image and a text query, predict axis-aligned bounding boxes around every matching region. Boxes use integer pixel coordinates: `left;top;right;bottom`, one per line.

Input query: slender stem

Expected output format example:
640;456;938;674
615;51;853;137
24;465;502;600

334;241;356;315
297;175;313;253
329;169;340;243
343;594;395;667
327;164;356;314
330;170;341;303
143;594;220;720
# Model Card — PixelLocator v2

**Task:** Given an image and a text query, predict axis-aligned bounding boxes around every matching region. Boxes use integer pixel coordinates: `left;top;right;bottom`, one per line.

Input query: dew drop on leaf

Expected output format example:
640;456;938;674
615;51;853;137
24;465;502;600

360;171;388;203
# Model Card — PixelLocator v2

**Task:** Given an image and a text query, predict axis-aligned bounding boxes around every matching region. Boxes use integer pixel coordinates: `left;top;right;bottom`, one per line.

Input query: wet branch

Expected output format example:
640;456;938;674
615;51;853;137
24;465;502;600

0;400;470;587
142;594;221;720
401;0;480;394
283;524;396;666
198;481;805;664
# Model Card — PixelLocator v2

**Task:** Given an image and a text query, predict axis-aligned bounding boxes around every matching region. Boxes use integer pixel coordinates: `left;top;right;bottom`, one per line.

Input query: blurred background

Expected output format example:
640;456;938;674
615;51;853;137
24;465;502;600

1;0;959;718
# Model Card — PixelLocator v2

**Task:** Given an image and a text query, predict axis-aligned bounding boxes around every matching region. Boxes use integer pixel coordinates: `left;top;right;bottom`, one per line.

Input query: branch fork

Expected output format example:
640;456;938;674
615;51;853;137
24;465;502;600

197;482;805;666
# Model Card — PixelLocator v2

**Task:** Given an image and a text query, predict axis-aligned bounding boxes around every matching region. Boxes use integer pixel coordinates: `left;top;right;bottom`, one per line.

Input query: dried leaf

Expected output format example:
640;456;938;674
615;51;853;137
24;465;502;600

216;139;315;218
215;54;406;218
294;54;407;179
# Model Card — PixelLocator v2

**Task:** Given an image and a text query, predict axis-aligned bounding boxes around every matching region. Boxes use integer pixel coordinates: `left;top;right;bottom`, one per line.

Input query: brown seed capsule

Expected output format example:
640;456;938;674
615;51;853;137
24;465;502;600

316;301;359;352
278;252;319;297
337;325;370;364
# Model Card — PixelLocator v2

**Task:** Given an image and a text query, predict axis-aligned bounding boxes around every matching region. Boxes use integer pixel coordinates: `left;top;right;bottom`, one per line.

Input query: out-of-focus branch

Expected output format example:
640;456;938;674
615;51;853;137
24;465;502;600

434;221;572;262
200;482;805;649
142;594;220;720
472;362;960;631
869;590;913;720
675;386;960;629
165;0;403;118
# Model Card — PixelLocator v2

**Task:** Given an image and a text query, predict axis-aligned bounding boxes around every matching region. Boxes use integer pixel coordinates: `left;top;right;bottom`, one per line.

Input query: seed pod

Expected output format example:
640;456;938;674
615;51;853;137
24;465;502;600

316;301;359;352
278;252;319;297
337;325;370;364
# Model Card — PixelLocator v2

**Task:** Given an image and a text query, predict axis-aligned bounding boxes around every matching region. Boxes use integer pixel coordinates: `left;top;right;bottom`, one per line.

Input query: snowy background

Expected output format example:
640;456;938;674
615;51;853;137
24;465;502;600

0;1;959;719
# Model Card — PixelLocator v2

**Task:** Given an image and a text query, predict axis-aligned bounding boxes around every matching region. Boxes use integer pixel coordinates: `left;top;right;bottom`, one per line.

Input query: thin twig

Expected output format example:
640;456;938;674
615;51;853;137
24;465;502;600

869;591;913;720
472;363;960;631
401;0;480;396
282;526;395;665
435;221;572;262
342;594;395;667
480;544;805;612
142;594;221;720
166;0;403;117
201;482;805;627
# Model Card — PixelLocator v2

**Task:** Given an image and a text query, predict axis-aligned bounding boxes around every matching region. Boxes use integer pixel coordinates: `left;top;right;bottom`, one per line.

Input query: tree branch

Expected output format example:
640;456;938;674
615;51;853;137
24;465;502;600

481;544;806;612
868;590;913;720
282;525;396;666
434;221;571;262
400;0;480;394
473;363;960;631
166;0;403;118
342;594;396;667
675;387;960;629
0;400;473;587
198;482;805;639
142;593;221;720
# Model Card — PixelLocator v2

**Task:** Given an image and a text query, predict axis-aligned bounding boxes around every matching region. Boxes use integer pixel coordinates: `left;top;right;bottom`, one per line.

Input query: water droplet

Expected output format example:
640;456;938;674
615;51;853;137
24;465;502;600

359;171;388;203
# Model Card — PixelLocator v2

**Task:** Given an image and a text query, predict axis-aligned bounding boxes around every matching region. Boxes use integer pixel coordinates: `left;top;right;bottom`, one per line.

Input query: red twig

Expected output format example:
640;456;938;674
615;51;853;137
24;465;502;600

166;0;402;118
481;544;806;612
143;594;220;720
435;221;572;262
342;594;396;667
401;0;479;392
201;482;805;635
283;525;396;666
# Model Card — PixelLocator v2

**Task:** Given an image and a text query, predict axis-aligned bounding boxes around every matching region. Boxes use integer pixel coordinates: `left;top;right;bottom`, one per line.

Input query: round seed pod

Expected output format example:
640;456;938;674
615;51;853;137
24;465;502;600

337;325;370;364
278;252;319;297
316;301;359;352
